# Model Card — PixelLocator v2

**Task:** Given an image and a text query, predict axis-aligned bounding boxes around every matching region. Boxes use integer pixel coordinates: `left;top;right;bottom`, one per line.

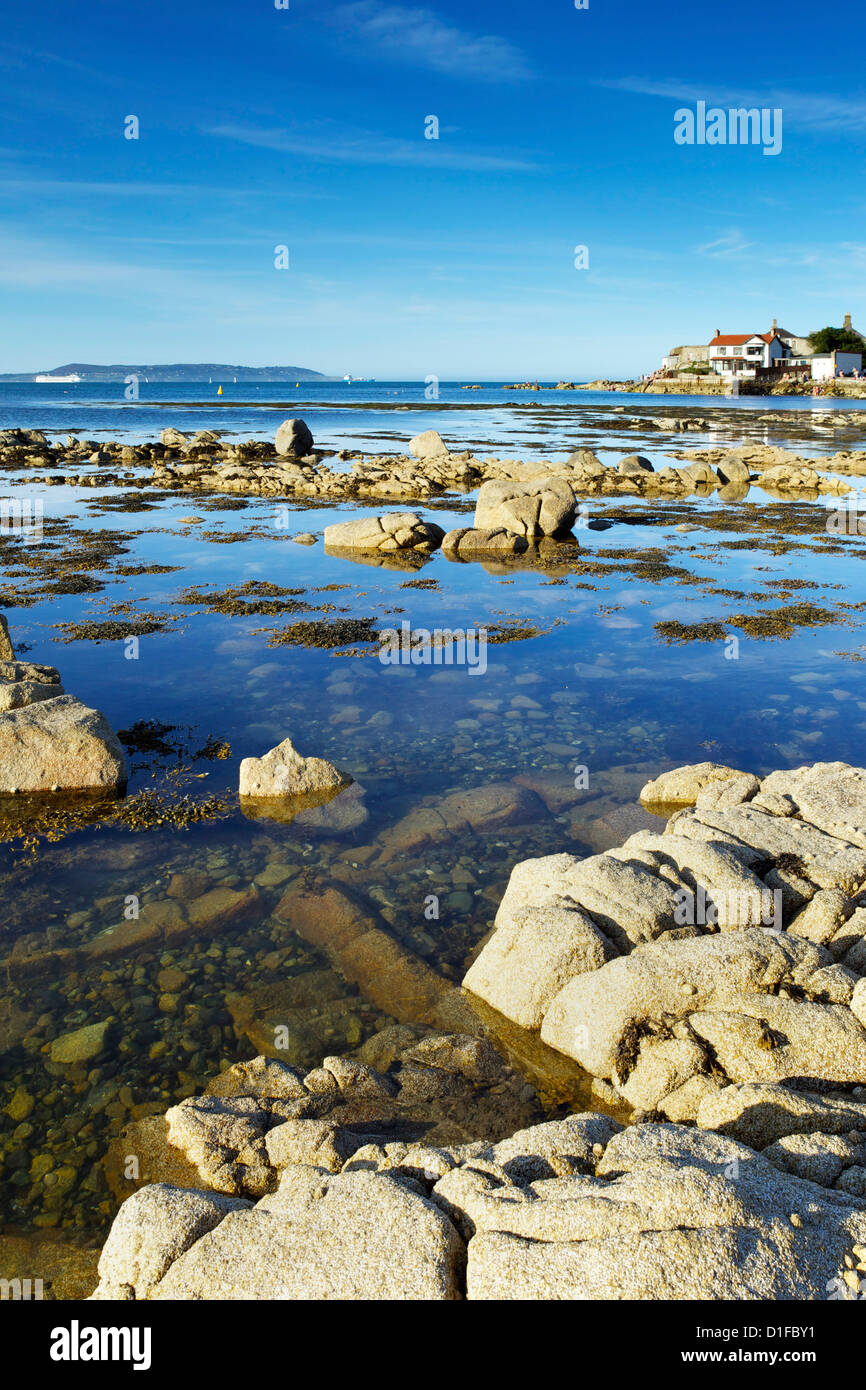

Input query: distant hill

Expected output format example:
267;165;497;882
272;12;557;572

0;363;334;383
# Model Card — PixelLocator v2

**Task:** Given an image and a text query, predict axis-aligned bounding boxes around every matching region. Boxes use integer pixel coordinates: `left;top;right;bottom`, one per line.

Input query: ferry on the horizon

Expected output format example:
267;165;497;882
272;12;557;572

33;373;82;383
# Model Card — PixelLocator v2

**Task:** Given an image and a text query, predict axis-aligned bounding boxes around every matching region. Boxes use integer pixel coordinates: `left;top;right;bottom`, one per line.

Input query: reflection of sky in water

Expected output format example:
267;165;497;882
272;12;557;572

8;480;866;822
4;396;866;1245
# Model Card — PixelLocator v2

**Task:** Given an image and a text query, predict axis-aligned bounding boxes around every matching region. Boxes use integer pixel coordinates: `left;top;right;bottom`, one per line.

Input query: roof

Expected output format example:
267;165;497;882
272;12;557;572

709;333;776;347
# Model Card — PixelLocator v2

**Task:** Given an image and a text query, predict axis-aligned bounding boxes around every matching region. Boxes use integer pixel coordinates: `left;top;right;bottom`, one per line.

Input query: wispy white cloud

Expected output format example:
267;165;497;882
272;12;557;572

697;230;751;258
0;41;125;86
208;121;536;171
326;2;533;82
0;176;335;200
601;77;866;133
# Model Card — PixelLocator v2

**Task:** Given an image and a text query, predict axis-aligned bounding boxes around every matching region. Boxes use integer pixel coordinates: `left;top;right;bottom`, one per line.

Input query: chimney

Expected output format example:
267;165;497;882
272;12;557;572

844;313;853;330
715;328;720;338
771;317;777;331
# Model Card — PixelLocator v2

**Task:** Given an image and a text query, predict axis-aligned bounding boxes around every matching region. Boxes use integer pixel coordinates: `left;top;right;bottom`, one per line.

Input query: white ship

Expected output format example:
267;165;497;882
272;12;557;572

34;373;82;383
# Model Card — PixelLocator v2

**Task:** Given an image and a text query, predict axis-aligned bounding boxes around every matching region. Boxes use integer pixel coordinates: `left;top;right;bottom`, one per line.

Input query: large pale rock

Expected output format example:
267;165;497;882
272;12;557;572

265;1119;362;1173
160;427;188;447
92;1184;249;1299
640;762;753;807
696;1081;866;1149
151;1170;465;1300
324;512;444;552
164;1095;280;1198
482;850;681;956
474;479;576;538
762;1131;866;1188
0;696;127;792
617;454;654;475
0;660;61;685
238;735;351;799
540;928;866;1096
463;898;611;1029
275;418;314;457
409;429;448;460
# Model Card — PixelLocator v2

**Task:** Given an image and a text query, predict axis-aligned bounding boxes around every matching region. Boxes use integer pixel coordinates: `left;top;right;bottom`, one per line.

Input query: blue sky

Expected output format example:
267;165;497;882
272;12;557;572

2;0;866;377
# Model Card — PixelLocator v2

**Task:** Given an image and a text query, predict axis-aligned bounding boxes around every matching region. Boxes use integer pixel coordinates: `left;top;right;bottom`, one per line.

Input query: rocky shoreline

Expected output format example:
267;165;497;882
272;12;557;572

89;759;866;1300
1;422;861;510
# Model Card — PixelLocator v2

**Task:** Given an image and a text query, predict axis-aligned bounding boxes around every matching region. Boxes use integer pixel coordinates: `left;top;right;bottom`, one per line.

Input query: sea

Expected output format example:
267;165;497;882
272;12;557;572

1;376;866;1274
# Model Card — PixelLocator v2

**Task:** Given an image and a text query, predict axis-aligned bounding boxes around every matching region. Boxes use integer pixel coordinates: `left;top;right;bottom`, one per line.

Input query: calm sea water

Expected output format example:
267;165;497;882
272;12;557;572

5;378;866;456
2;379;866;1256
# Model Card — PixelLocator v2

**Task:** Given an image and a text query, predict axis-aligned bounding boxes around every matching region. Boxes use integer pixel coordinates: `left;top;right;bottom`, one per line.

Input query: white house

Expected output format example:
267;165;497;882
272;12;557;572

708;332;787;379
811;351;862;381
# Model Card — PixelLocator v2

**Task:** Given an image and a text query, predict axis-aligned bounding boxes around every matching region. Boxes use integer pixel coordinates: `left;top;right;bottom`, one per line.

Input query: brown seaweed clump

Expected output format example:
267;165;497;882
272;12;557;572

655;619;728;644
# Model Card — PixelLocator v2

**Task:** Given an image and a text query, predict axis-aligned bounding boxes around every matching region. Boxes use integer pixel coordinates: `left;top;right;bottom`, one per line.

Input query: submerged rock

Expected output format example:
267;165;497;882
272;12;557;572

50;1020;113;1065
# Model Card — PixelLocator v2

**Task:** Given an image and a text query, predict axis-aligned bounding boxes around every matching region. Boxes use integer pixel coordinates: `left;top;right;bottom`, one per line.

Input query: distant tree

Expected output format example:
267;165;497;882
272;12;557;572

808;326;864;354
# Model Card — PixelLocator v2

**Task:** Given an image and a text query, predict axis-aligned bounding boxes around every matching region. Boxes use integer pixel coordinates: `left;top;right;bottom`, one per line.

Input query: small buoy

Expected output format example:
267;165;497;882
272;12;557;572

217;385;223;395
296;382;299;388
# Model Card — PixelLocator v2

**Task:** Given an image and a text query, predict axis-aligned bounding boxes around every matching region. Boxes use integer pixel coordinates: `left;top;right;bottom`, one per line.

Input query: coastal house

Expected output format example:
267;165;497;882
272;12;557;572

811;350;862;380
659;315;863;383
662;345;709;372
708;331;787;379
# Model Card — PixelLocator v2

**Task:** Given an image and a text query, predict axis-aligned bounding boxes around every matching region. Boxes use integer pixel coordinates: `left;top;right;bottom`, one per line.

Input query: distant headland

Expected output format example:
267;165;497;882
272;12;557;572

0;363;335;383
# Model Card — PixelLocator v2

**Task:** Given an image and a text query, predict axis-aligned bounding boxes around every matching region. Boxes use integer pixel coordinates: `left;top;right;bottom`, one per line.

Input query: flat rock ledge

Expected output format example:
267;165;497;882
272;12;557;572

466;760;866;1117
92;1051;866;1299
91;759;866;1300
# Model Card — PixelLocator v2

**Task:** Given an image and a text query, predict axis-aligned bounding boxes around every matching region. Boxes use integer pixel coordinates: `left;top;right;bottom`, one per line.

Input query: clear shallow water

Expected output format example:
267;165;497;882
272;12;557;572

5;379;866;458
2;386;866;1255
